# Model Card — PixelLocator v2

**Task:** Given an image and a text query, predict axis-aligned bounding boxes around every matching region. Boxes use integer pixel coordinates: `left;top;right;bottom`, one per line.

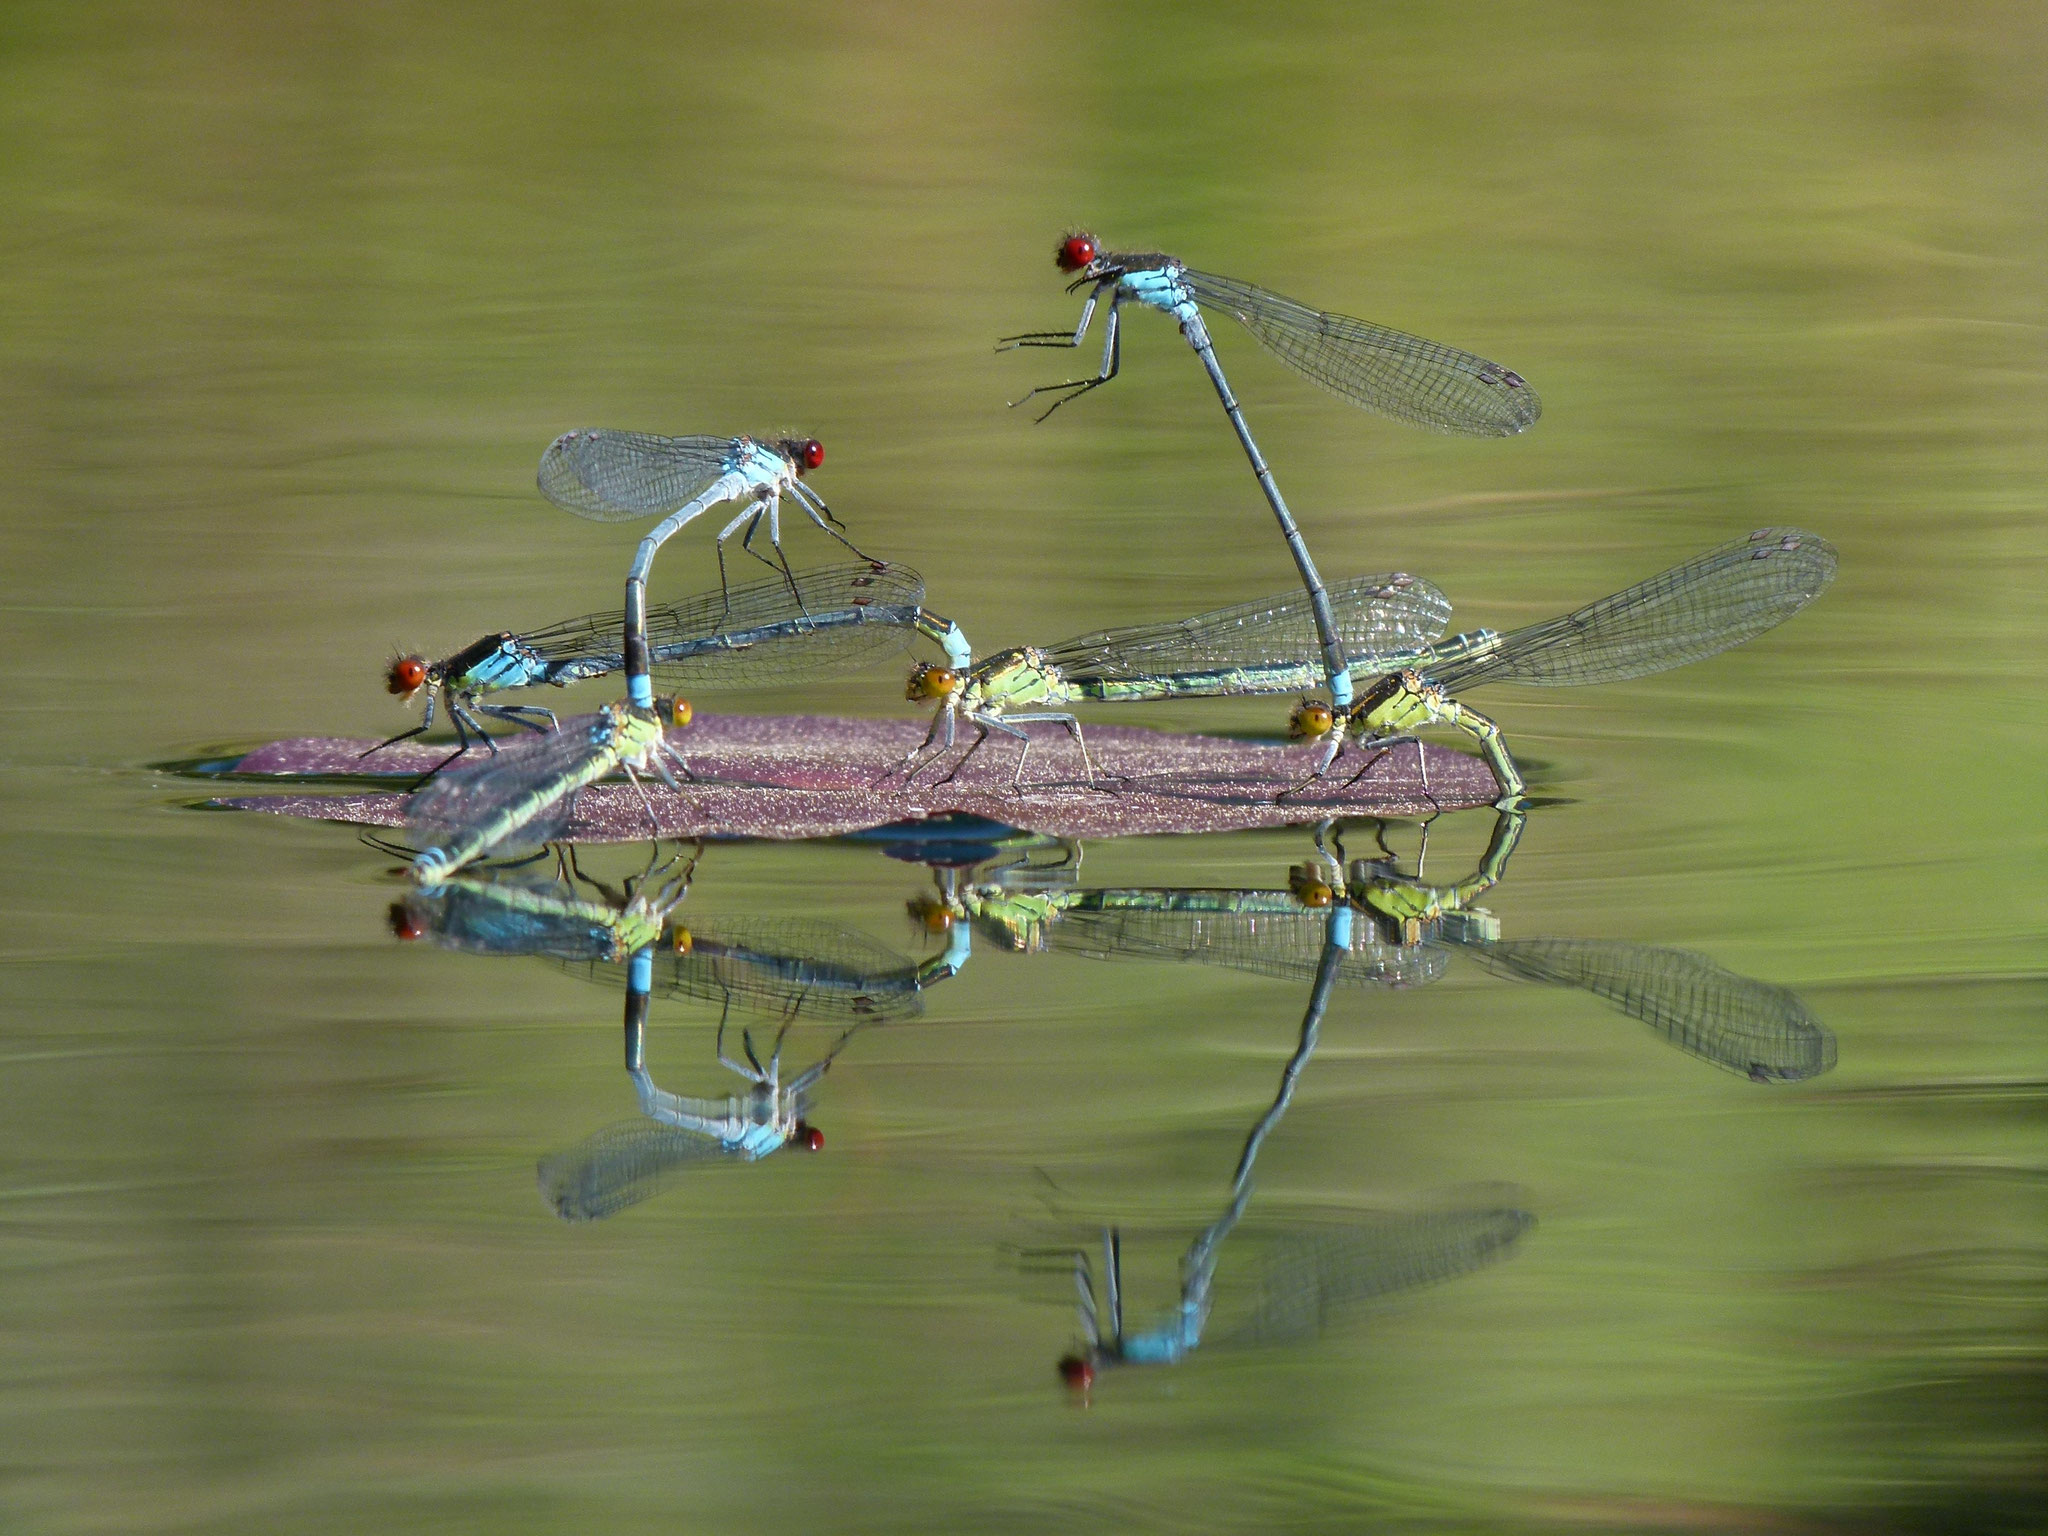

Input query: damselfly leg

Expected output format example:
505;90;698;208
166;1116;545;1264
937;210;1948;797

1002;285;1125;421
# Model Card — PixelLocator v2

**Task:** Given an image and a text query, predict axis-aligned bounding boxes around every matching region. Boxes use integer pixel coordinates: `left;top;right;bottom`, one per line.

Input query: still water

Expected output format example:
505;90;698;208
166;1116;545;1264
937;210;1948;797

2;3;2044;1531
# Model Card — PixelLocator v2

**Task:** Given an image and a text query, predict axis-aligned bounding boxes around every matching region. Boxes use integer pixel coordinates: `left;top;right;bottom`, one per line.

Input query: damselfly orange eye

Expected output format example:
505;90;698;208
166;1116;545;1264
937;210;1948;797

907;664;959;702
1289;867;1335;908
907;896;956;933
387;656;428;695
1057;233;1098;271
1289;700;1335;738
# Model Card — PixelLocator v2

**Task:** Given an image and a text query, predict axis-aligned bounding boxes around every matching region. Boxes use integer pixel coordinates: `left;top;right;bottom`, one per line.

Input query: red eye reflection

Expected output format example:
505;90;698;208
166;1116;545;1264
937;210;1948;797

795;1123;825;1152
798;439;825;472
1056;233;1098;272
387;656;429;695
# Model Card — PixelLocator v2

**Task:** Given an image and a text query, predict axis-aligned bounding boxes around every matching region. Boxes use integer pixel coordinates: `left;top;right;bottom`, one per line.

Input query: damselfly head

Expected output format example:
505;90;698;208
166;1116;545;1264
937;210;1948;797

1288;699;1337;739
906;662;960;703
1288;864;1336;908
386;654;431;698
905;894;957;934
1057;1354;1096;1393
1056;232;1099;273
778;437;825;475
387;901;427;942
793;1122;825;1152
670;925;693;954
654;696;693;729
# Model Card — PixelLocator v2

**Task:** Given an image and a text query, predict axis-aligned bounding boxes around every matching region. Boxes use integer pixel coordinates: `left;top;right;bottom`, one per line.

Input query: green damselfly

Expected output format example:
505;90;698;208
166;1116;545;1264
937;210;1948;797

927;811;1834;1082
902;572;1452;791
406;697;692;883
1289;528;1837;806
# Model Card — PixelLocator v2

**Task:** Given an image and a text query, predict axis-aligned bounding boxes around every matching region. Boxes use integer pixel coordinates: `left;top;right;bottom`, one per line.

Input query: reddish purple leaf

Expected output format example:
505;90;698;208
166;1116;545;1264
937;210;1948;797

212;713;1496;840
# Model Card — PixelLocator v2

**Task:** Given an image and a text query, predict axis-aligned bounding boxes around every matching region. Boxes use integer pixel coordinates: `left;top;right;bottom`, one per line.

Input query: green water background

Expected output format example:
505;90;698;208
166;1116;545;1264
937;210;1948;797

0;2;2043;1531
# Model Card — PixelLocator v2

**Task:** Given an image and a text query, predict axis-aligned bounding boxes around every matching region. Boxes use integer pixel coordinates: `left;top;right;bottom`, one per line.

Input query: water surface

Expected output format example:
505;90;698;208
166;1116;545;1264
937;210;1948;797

1;3;2043;1532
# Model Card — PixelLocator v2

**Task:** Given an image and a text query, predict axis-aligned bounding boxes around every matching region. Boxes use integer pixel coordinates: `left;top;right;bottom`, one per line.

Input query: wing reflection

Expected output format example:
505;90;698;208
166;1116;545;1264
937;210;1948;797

387;840;970;1216
1034;919;1530;1392
931;809;1834;1081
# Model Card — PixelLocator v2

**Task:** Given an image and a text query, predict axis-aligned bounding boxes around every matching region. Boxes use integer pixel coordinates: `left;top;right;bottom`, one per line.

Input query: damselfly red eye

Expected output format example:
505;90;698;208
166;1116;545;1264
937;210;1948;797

795;1123;824;1152
1057;1355;1095;1390
1057;233;1098;272
387;902;426;941
387;656;428;695
799;439;825;471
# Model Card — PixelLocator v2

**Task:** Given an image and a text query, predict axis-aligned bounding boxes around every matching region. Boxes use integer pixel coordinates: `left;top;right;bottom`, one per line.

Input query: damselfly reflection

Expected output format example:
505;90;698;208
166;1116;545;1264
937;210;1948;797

534;919;971;1218
1025;918;1529;1393
535;975;863;1219
920;809;1835;1081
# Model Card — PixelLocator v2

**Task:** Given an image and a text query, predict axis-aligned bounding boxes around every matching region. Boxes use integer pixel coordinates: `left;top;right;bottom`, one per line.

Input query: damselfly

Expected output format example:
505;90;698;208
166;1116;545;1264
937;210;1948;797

1288;528;1837;807
1002;231;1539;707
535;430;875;709
932;811;1835;1082
373;561;970;771
562;915;970;1026
536;911;970;1219
1333;812;1835;1081
902;572;1451;792
1032;906;1529;1389
407;698;691;883
390;843;695;965
538;982;861;1220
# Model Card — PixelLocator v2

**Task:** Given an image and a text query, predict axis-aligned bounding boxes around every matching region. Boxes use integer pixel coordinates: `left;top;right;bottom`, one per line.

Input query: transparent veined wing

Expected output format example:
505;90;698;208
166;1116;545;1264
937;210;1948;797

537;430;744;523
406;710;621;854
1042;574;1451;682
1223;1207;1534;1347
538;1121;735;1221
1428;529;1837;692
517;562;931;689
1462;937;1836;1081
651;561;929;688
559;918;930;1023
1046;901;1450;991
1185;269;1540;437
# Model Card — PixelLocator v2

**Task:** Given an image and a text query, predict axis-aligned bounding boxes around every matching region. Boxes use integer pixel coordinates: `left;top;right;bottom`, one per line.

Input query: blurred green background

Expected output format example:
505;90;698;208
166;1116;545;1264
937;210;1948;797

1;1;2043;1532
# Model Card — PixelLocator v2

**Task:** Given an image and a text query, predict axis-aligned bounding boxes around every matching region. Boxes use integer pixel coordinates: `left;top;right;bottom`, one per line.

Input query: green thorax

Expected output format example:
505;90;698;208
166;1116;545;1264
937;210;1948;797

961;648;1072;713
1350;669;1459;736
957;883;1082;951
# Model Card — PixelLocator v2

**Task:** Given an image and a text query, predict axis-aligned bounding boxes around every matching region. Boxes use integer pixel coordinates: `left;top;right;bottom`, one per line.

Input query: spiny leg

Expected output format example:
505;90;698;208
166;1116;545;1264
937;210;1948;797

479;703;557;735
999;711;1098;791
718;1001;764;1083
1012;296;1123;422
996;283;1102;352
738;499;808;613
412;694;498;787
1336;734;1419;794
896;703;959;783
1278;726;1352;803
364;681;445;761
713;501;765;626
930;716;1000;789
789;480;879;563
619;759;661;835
